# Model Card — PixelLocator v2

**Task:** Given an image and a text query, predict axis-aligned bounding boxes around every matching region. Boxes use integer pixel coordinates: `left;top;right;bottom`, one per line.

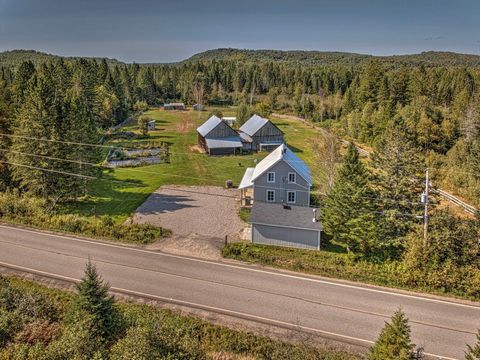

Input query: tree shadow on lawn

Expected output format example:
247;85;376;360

134;192;199;215
285;144;304;153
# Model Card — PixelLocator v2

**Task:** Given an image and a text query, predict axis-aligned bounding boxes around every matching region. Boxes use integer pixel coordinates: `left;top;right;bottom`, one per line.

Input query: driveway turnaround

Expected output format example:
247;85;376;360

132;185;245;239
0;224;478;359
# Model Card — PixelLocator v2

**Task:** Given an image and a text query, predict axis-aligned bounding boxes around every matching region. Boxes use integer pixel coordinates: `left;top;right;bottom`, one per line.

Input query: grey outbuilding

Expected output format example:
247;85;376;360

250;202;322;250
197;115;243;155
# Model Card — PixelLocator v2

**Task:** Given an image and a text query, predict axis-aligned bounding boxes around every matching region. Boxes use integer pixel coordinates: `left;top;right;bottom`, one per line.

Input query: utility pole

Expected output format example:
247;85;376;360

422;168;430;243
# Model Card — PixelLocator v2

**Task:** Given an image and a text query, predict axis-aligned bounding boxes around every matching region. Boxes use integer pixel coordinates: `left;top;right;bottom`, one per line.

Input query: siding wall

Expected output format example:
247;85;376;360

252;224;320;250
205;121;238;138
251;122;284;151
253;161;310;206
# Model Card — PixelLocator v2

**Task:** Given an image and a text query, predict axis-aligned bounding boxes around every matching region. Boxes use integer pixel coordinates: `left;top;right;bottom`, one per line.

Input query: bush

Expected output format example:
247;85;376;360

0;192;170;245
222;242;480;300
133;100;149;112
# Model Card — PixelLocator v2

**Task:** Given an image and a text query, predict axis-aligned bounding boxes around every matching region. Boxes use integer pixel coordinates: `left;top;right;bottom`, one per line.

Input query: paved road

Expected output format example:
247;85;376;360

0;224;478;359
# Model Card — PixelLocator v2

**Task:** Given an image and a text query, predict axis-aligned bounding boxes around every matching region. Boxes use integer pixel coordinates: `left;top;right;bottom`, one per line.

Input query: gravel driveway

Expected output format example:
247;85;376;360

132;185;246;239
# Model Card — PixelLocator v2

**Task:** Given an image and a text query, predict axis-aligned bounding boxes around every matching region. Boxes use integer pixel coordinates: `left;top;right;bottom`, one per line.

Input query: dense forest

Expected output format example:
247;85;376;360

2;48;478;206
0;48;478;255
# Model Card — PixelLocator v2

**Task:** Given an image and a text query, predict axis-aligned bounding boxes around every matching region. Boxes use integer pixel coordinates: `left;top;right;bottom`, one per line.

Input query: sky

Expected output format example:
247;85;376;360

0;0;479;63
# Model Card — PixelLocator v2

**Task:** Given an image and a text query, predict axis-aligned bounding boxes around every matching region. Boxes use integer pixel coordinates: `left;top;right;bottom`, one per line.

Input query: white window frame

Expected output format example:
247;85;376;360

288;172;296;183
287;190;296;204
266;190;275;202
267;172;275;183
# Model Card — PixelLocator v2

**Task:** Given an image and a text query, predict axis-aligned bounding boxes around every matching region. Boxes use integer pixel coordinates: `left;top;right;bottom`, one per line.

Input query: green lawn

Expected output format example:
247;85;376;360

68;109;325;222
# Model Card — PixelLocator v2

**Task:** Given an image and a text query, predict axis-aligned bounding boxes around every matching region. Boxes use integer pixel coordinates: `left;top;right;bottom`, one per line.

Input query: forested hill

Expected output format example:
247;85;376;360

0;50;125;67
184;48;480;67
3;48;480;68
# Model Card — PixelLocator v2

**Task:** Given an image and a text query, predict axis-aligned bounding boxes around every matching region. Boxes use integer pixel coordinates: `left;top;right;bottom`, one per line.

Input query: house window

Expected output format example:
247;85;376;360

267;172;275;183
287;191;296;204
266;190;275;202
288;172;296;183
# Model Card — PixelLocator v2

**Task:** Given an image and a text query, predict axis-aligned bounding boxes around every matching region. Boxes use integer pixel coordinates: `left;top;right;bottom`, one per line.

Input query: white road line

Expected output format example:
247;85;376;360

0;260;458;360
1;224;480;311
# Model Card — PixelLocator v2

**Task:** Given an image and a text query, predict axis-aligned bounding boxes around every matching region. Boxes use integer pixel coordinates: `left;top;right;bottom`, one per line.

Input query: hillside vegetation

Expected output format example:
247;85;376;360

0;269;359;359
0;49;124;67
184;48;480;67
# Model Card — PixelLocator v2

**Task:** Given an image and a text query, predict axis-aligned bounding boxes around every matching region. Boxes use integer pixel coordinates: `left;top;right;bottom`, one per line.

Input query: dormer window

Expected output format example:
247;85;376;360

288;172;296;183
267;172;275;183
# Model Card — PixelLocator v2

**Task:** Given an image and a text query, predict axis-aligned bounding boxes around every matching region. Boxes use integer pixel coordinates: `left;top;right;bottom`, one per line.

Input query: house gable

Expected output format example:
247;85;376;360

251;120;284;138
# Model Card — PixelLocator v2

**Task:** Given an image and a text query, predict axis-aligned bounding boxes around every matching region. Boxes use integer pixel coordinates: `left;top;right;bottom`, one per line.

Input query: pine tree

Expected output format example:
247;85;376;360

372;118;425;252
369;309;422;360
11;61;35;106
69;260;121;341
321;143;379;255
466;330;480;360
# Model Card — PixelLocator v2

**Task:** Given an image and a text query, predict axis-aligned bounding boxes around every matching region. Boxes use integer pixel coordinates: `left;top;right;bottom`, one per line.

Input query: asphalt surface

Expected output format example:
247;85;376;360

0;224;478;359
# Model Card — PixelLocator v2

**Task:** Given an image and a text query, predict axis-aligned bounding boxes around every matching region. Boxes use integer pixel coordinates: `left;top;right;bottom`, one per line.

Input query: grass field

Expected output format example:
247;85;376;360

68;108;326;222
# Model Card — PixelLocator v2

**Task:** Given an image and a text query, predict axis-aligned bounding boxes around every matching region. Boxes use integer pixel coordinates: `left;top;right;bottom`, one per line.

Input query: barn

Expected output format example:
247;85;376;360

197;116;243;155
239;114;284;152
250;202;322;250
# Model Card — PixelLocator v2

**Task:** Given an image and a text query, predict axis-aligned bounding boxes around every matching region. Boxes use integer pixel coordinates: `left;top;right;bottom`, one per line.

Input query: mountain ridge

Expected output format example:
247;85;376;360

2;48;480;67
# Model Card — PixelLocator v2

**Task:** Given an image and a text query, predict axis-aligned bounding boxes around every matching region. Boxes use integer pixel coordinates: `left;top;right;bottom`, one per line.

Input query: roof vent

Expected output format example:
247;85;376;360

283;204;291;210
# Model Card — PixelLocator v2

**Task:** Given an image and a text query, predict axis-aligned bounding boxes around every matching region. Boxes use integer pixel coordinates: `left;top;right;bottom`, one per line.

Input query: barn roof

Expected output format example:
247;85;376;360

238;131;253;143
197;115;223;137
251;143;312;185
239;114;269;136
205;136;242;149
250;202;322;231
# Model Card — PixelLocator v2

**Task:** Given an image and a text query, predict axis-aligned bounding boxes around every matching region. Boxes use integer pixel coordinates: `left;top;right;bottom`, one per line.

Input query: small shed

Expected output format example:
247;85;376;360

164;102;185;111
250;202;322;250
193;103;203;111
147;120;156;131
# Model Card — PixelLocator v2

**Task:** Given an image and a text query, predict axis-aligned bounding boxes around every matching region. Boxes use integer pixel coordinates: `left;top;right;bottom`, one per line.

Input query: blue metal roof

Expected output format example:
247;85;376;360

239;114;269;136
197;116;223;137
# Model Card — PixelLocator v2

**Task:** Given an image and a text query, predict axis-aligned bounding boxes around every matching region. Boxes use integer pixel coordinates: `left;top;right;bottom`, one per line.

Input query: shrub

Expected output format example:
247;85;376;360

369;309;422;360
0;192;169;245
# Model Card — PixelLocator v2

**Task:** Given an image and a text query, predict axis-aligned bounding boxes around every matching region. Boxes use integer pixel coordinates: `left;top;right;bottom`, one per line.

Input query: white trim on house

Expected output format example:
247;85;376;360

266;190;275;202
267;172;275;183
288;172;296;184
287;190;296;204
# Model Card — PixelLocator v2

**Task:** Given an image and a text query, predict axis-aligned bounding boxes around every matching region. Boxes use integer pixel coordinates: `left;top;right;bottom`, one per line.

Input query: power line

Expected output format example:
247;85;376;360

0;132;342;165
0;148;428;203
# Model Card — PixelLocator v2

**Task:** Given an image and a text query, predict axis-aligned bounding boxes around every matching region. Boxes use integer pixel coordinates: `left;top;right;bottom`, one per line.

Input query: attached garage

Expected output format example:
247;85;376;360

250;202;322;250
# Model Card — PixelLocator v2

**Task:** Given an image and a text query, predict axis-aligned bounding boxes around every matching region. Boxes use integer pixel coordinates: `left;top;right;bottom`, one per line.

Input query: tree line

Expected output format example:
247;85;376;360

0;54;479;205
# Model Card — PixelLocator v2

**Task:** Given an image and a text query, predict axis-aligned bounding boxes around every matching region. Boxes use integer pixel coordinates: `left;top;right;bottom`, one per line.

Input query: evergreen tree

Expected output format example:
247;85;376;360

69;260;121;341
466;330;480;360
11;61;35;106
369;309;422;360
321;143;379;255
372;119;425;252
